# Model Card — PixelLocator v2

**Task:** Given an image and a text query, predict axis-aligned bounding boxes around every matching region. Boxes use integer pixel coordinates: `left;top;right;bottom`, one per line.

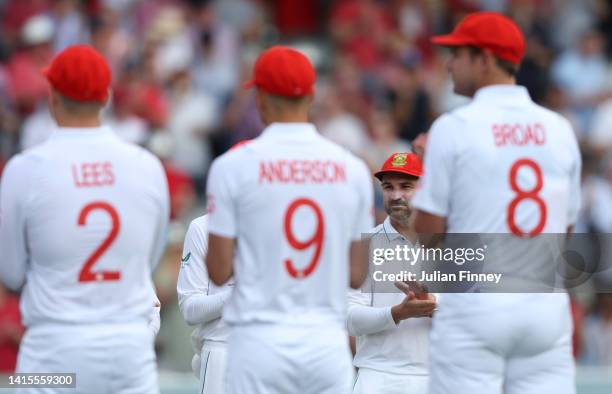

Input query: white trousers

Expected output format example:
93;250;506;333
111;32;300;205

429;295;575;394
353;368;428;394
16;323;158;394
193;341;228;394
227;325;354;394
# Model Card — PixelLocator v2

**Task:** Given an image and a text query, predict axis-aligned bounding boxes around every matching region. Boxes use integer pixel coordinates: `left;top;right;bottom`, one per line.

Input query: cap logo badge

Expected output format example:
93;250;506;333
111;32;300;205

391;154;408;167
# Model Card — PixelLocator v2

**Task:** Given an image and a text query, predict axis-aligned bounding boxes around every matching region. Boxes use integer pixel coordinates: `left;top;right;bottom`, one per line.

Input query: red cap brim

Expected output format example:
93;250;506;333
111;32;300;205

431;34;469;47
243;80;256;90
374;168;421;181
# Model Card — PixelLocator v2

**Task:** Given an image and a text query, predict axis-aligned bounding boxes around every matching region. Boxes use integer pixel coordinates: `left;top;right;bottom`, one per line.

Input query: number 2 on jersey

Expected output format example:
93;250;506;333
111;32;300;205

283;198;325;279
77;202;121;282
507;159;547;237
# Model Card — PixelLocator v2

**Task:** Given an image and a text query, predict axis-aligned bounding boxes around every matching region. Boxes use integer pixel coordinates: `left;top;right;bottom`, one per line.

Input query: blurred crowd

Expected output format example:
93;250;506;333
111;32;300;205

2;0;612;373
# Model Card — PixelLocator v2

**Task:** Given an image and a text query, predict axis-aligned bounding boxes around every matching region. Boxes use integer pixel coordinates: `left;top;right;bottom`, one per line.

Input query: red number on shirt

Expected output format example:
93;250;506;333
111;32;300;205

283;198;325;279
77;202;121;282
507;159;547;237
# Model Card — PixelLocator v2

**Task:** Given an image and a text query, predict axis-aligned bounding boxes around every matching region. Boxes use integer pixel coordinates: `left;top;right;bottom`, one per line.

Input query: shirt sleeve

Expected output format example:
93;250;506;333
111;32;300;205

148;153;170;271
206;156;237;238
411;115;458;217
0;155;31;290
352;159;375;241
346;288;396;336
177;217;231;326
148;298;161;336
565;119;582;226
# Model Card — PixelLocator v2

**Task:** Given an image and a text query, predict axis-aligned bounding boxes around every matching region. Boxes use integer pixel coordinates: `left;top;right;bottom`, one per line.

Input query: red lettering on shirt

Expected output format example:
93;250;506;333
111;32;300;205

259;160;347;184
72;162;115;187
207;194;215;214
492;123;546;147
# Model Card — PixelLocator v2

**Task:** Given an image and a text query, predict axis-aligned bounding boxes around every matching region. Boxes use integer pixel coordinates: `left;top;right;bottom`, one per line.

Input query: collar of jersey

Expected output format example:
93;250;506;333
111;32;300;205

473;85;531;105
50;125;114;140
383;217;405;242
259;122;319;140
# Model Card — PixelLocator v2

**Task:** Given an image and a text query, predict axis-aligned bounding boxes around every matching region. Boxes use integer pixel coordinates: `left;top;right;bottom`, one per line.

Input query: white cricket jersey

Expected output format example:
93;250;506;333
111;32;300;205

0;126;170;327
348;218;431;376
177;215;232;344
413;85;581;234
206;122;374;327
412;85;581;316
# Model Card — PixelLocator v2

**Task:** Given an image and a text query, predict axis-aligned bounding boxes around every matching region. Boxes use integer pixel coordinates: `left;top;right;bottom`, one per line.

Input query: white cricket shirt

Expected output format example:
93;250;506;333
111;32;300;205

412;85;581;234
412;85;581;316
0;126;170;327
177;215;232;344
348;217;430;376
206;122;374;327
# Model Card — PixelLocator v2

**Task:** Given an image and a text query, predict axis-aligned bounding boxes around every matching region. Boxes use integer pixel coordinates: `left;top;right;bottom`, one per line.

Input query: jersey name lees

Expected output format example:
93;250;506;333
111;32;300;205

492;123;546;147
72;162;115;187
259;160;346;184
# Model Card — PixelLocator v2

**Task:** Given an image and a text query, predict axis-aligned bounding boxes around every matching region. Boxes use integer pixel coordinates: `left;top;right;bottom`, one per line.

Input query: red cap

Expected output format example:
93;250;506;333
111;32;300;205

431;12;525;65
229;139;252;151
42;45;112;102
244;46;315;97
375;152;423;180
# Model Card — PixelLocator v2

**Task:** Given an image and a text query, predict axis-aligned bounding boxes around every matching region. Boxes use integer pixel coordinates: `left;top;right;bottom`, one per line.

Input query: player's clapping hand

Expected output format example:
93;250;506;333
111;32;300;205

391;281;437;324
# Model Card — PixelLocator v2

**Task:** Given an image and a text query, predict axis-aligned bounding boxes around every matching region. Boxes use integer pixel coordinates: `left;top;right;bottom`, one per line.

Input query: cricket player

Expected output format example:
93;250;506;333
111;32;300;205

348;152;436;394
0;45;169;393
177;214;233;393
411;12;581;394
205;46;374;394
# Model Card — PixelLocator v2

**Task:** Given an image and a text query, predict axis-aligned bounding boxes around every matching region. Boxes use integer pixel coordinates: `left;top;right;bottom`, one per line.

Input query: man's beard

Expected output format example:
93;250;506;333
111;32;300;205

385;201;412;222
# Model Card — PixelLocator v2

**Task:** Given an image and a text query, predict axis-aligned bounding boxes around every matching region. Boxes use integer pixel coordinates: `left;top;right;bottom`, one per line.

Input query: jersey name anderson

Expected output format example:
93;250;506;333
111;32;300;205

259;160;346;184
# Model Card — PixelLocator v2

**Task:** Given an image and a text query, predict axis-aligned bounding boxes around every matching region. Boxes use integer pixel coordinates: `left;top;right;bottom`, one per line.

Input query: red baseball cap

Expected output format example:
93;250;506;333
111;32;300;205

244;46;315;97
229;139;252;151
431;12;525;65
375;152;423;181
42;45;112;102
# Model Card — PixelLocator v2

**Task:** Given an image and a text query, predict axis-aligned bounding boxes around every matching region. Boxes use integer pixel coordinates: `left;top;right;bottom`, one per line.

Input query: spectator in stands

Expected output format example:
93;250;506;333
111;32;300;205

190;0;241;107
330;0;394;70
386;53;433;142
315;85;370;156
7;14;55;116
588;97;612;157
362;108;412;172
0;284;24;373
551;29;612;137
581;293;612;366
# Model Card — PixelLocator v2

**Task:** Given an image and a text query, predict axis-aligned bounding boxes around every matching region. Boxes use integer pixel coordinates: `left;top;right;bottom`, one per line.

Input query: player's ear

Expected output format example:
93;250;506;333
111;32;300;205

254;89;268;124
105;88;113;110
254;89;264;110
482;50;497;72
305;94;314;106
48;89;60;117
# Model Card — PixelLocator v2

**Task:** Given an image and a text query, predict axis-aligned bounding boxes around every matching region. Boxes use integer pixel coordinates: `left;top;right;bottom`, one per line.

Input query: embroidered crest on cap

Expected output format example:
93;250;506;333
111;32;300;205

391;154;408;167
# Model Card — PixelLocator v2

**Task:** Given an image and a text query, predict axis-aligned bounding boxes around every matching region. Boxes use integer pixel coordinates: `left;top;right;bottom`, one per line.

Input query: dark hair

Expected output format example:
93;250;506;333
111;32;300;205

467;46;520;77
379;173;420;183
57;93;106;114
264;93;312;108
